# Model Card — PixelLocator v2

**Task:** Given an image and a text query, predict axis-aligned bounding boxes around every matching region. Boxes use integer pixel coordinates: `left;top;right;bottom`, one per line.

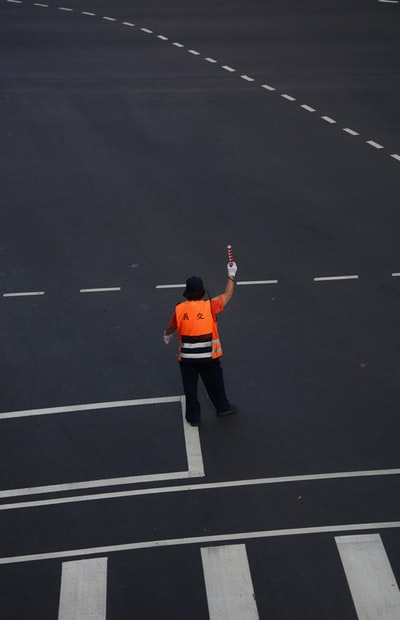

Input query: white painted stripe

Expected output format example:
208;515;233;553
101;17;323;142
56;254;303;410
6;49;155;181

0;395;182;420
281;94;296;101
379;0;399;3
201;545;259;620
205;57;218;63
343;127;359;136
172;42;184;47
3;291;45;297
187;49;200;55
1;467;398;512
182;398;204;477
156;283;185;289
392;273;400;277
240;75;255;81
82;11;95;15
301;104;316;112
122;21;135;26
391;154;400;161
8;0;23;3
140;28;153;33
58;6;73;10
261;84;276;91
321;116;336;124
102;16;116;21
314;275;359;281
237;280;278;286
367;140;384;149
336;534;400;620
1;522;400;566
222;65;235;72
79;287;121;293
157;35;169;40
58;558;107;620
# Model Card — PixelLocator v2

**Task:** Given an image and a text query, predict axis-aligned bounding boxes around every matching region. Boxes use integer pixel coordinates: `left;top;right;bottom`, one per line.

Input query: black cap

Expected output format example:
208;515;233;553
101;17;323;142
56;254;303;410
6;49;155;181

183;276;205;297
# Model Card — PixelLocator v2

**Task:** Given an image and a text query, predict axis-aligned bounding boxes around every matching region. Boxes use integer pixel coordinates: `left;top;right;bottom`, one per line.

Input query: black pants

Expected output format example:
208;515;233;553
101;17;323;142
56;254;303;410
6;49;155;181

179;358;231;423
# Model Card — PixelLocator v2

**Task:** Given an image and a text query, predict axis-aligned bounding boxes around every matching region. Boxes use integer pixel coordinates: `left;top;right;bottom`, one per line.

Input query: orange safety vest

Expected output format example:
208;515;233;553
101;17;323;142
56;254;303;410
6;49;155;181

175;299;222;361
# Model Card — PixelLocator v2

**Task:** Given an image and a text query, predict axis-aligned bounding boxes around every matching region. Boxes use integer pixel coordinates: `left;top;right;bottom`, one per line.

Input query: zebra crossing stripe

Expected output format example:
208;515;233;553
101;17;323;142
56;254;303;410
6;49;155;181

336;534;400;620
58;557;107;620
201;544;259;619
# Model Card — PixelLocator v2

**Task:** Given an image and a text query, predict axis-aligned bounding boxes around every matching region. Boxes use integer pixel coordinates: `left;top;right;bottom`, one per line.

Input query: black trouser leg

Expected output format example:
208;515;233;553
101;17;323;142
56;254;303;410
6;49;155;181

179;362;201;423
199;358;231;412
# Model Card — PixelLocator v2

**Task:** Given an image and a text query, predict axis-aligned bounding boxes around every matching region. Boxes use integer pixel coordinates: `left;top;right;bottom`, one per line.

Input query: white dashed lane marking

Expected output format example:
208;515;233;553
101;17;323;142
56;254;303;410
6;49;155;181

2;0;399;164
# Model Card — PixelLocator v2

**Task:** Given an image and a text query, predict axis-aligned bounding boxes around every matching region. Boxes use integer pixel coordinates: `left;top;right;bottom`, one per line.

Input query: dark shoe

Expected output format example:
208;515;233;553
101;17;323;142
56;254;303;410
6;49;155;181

216;405;238;417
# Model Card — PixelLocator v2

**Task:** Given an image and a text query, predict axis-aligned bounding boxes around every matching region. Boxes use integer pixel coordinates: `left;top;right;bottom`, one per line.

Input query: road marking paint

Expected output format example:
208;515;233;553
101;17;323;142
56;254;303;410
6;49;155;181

205;57;218;63
313;275;359;281
7;0;23;3
240;74;255;81
201;545;259;620
122;21;135;26
156;283;185;289
79;287;121;293
300;104;316;112
188;49;200;55
172;42;184;47
281;94;296;101
236;280;278;286
392;273;400;277
82;11;95;15
3;291;45;297
140;28;153;34
1;467;398;511
222;65;235;72
367;140;384;149
321;116;336;124
378;0;399;3
391;154;400;161
102;16;116;21
58;558;107;620
34;3;50;5
1;522;400;565
58;6;73;10
336;534;400;620
157;35;168;40
0;396;204;500
261;84;276;91
343;127;359;136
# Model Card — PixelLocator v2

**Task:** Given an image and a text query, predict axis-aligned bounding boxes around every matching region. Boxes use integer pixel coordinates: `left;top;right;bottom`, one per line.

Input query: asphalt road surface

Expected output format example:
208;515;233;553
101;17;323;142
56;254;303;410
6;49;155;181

1;0;399;617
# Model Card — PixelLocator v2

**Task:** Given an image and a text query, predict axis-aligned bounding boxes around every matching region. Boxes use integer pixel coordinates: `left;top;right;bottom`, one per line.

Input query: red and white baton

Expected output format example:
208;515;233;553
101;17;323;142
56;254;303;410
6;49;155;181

227;244;234;267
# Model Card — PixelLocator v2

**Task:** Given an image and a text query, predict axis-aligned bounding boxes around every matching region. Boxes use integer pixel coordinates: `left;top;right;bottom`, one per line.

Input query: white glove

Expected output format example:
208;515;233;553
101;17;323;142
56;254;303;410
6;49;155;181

163;331;173;345
227;261;237;277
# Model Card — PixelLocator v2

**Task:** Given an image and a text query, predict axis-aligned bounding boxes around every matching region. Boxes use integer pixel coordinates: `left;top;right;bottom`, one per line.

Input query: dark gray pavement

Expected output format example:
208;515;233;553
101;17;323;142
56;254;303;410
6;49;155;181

0;0;399;616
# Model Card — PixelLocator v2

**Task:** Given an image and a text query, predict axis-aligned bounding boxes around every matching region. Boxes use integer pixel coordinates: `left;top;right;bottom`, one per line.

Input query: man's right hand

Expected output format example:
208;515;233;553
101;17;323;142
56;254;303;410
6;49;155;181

227;261;238;277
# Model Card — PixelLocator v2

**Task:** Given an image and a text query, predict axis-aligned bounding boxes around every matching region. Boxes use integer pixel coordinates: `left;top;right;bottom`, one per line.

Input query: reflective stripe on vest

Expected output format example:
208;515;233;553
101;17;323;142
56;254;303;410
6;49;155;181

175;300;222;360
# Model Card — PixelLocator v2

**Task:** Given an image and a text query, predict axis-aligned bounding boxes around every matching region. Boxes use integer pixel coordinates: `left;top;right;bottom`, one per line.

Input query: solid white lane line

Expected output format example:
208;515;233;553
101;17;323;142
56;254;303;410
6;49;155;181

181;398;205;477
322;116;336;124
336;534;400;620
58;558;107;620
79;287;121;293
222;65;235;72
236;280;278;286
314;275;359;281
3;291;45;297
391;154;400;161
300;104;316;112
367;140;384;149
261;84;276;91
1;467;399;511
240;74;255;81
0;395;182;420
343;128;359;136
201;545;259;620
1;522;400;566
281;94;296;101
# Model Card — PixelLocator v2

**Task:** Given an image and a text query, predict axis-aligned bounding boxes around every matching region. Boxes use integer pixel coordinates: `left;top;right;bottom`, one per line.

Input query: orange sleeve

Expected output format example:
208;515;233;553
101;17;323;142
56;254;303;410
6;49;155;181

211;296;224;315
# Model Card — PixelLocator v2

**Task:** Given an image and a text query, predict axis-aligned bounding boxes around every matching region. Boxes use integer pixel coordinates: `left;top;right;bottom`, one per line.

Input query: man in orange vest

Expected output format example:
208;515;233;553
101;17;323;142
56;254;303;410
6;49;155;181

163;261;238;426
